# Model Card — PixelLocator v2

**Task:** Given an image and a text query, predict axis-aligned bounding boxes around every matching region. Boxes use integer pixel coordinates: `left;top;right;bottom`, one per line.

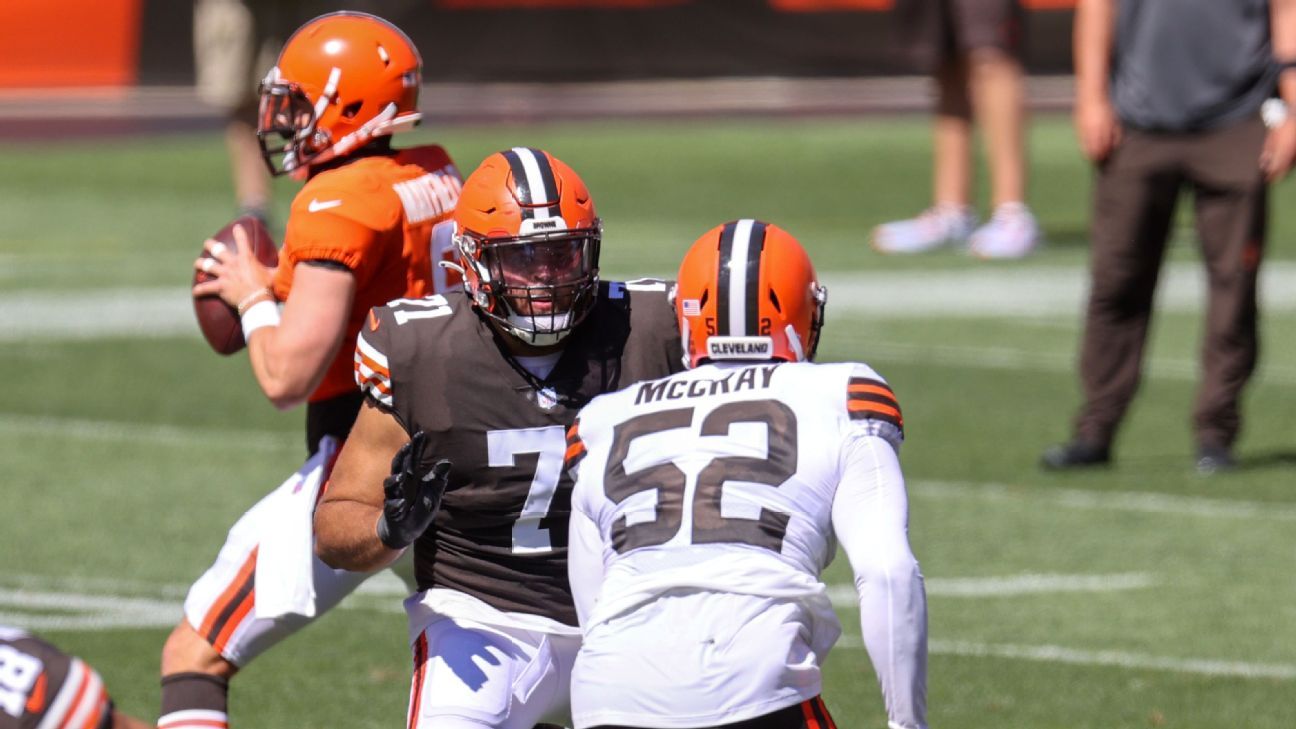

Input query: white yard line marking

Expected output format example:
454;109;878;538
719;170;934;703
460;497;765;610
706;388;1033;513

819;261;1296;318
828;573;1155;605
0;573;189;598
923;641;1296;681
912;480;1296;522
0;589;179;631
6;262;1296;341
837;635;1296;680
354;571;413;596
851;340;1296;386
0;413;295;452
0;288;196;341
5;574;1293;679
0;576;406;632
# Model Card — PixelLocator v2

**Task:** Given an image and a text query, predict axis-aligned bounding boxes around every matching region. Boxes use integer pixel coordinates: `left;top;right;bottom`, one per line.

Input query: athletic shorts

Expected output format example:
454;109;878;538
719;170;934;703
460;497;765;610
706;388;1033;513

894;0;1025;71
405;615;580;729
182;437;417;666
571;591;826;729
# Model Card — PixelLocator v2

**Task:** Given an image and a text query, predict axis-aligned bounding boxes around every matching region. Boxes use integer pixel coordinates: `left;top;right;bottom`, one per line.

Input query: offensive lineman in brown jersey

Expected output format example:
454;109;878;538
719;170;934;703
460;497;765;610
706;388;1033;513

0;627;149;729
167;12;461;729
314;147;683;728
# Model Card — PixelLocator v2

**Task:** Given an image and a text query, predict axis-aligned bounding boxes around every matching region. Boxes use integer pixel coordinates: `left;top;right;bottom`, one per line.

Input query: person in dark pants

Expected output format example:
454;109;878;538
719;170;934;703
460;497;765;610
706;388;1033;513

1042;0;1296;474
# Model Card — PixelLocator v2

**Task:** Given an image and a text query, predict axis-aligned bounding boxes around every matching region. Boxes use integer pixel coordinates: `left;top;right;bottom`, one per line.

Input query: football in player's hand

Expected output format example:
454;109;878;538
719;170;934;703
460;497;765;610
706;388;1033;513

193;215;279;355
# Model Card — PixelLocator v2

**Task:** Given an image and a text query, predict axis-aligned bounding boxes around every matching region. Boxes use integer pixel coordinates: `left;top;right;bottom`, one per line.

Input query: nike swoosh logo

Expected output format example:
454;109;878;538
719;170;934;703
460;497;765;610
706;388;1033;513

308;198;343;212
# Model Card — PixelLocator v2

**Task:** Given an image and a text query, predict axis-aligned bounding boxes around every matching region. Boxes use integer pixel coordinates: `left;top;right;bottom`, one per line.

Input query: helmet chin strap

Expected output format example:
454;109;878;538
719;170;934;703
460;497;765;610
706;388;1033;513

307;103;422;170
506;311;575;347
514;327;569;347
437;259;467;277
785;323;806;362
330;102;398;159
680;317;695;369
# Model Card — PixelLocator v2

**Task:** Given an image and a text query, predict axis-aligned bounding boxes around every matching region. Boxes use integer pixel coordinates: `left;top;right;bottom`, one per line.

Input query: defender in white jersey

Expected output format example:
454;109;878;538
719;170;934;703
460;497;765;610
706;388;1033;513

565;220;928;729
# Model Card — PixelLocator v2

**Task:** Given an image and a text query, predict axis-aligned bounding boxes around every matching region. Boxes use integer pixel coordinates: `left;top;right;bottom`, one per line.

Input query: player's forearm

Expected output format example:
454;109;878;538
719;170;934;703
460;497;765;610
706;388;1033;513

832;436;928;728
314;498;402;571
855;557;929;729
246;328;330;409
1073;0;1116;104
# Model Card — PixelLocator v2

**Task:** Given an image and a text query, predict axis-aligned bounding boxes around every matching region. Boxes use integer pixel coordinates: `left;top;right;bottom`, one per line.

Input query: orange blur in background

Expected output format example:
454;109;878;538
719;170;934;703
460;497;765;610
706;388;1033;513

0;0;142;87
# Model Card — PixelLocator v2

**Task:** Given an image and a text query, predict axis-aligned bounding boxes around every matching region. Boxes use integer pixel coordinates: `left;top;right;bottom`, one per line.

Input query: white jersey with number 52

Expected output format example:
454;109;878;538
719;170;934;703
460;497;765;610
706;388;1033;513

565;359;925;729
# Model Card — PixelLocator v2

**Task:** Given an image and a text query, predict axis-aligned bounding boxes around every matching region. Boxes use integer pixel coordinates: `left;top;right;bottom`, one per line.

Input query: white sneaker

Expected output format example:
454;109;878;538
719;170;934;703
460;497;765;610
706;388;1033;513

968;202;1041;259
870;205;977;254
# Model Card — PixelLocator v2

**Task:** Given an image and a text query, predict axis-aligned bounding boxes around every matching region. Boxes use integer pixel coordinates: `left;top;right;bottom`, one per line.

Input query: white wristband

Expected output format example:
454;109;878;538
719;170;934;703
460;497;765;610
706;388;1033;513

240;299;281;340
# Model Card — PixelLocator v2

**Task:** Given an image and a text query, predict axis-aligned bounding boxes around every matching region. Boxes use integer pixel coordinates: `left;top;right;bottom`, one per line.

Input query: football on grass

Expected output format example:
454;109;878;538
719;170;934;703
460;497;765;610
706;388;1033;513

193;215;279;355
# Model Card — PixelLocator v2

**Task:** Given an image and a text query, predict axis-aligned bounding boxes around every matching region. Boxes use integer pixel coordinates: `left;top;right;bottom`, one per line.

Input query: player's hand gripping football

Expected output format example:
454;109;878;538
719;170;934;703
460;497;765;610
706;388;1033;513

192;221;277;309
375;431;452;550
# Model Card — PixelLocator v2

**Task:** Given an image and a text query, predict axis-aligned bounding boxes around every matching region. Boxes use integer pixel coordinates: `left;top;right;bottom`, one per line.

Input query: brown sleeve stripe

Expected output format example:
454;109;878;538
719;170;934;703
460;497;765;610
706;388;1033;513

850;376;902;428
848;400;902;419
849;390;898;408
848;378;902;425
564;420;587;469
564;441;587;469
848;382;895;398
848;377;897;399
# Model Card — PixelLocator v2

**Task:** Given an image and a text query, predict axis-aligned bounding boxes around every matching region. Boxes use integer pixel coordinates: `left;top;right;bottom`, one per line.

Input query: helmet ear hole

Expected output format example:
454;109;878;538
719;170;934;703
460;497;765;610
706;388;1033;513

767;288;782;313
341;101;363;119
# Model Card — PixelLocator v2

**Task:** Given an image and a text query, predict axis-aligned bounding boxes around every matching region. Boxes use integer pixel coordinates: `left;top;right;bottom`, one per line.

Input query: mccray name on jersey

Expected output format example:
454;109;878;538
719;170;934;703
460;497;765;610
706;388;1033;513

634;365;777;405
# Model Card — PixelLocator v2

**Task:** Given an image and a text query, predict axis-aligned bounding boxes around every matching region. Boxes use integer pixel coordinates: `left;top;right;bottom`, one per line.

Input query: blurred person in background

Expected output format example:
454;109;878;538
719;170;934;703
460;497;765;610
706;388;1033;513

194;0;314;223
871;0;1041;259
1041;0;1296;474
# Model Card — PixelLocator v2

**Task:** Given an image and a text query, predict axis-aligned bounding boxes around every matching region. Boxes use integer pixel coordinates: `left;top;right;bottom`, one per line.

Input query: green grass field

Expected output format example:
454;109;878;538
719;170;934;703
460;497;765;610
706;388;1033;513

3;114;1296;728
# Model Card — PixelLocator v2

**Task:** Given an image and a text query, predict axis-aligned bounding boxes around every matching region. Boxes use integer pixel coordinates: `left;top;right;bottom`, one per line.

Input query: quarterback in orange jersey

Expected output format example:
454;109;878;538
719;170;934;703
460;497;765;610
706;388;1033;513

169;12;462;729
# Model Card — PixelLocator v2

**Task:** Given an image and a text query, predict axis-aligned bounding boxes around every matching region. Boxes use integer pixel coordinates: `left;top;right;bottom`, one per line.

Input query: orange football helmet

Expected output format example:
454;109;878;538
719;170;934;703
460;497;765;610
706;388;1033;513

452;147;601;347
257;12;422;176
674;219;827;368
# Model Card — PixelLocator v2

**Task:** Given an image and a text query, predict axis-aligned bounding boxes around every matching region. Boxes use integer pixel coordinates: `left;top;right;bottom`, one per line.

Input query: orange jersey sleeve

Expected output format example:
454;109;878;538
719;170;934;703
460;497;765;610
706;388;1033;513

271;146;463;402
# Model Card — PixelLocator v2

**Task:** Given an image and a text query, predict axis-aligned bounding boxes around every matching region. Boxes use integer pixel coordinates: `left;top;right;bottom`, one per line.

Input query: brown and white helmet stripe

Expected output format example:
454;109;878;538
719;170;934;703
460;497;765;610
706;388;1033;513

501;147;563;223
715;218;768;337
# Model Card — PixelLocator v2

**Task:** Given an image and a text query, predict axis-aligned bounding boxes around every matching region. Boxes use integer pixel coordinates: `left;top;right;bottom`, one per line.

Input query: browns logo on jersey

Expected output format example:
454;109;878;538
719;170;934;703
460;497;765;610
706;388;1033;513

355;280;683;626
272;144;463;404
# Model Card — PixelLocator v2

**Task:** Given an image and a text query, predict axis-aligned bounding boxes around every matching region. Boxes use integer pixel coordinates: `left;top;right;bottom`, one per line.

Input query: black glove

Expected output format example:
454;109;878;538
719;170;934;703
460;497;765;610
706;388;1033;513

375;431;451;550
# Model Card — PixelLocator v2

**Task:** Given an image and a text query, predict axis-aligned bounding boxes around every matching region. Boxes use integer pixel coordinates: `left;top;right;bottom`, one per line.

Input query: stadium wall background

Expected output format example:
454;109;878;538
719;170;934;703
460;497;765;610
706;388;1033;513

0;0;1076;89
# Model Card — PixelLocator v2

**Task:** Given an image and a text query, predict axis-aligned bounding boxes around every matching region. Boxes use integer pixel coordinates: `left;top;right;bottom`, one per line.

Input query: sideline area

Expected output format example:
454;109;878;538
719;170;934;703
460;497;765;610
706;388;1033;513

0;76;1077;139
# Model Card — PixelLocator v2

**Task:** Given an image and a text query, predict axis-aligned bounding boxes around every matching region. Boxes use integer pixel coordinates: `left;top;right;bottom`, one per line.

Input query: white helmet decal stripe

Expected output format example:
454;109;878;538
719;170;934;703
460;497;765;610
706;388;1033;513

506;147;559;220
314;67;341;122
725;218;756;337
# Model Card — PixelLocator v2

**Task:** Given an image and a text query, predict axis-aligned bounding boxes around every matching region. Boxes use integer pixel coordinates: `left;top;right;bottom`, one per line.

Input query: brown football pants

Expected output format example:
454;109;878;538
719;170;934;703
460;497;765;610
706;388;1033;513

1073;116;1268;450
